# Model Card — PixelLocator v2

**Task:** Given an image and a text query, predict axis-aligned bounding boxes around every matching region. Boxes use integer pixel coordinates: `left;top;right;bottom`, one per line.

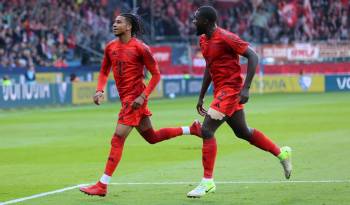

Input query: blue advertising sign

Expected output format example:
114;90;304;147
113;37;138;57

0;83;72;109
163;79;183;98
325;75;350;92
0;83;54;108
53;83;72;105
107;81;120;102
185;78;202;95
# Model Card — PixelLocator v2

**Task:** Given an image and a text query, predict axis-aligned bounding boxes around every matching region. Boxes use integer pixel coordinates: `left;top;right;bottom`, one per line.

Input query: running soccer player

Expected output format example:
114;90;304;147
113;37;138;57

79;13;201;197
187;6;292;198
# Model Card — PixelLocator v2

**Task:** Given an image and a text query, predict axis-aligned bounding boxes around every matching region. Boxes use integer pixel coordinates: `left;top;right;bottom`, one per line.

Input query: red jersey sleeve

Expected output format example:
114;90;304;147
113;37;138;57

96;44;112;92
139;43;160;97
222;31;249;55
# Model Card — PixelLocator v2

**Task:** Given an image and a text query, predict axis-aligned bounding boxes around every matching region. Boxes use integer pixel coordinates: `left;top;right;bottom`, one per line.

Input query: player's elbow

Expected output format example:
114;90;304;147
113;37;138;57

252;53;259;63
247;51;259;63
243;48;259;63
152;72;161;83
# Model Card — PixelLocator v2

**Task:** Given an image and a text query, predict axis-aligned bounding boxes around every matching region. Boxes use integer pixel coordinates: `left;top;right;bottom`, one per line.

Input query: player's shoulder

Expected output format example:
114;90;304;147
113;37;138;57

105;39;119;49
217;27;239;40
134;38;151;52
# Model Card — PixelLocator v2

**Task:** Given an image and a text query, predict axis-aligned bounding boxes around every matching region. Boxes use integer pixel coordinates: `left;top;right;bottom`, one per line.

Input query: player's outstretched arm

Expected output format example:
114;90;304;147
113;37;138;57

197;65;212;116
240;47;259;104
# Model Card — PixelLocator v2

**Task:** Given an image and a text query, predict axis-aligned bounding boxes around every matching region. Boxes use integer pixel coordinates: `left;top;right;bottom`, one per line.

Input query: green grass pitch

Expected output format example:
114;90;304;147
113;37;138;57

1;92;350;205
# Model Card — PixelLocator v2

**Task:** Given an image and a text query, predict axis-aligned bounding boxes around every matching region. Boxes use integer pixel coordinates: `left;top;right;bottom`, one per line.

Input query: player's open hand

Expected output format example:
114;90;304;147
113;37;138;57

239;87;250;104
93;91;104;105
196;98;207;116
132;95;145;109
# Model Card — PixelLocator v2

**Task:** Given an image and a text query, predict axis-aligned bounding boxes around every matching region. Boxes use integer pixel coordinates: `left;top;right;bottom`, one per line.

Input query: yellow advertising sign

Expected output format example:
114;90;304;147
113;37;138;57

72;82;106;104
93;72;114;81
36;73;62;83
250;75;324;93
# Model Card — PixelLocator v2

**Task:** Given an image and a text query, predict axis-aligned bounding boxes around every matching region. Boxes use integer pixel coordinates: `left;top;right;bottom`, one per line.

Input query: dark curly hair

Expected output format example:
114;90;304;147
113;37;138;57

120;13;144;36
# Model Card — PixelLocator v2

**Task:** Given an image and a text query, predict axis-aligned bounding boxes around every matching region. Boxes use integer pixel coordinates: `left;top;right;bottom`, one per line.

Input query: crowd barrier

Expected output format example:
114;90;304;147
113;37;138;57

1;74;348;109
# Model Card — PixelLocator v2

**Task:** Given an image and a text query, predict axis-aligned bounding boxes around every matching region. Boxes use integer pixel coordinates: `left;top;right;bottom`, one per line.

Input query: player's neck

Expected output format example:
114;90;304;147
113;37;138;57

119;33;132;44
206;24;217;39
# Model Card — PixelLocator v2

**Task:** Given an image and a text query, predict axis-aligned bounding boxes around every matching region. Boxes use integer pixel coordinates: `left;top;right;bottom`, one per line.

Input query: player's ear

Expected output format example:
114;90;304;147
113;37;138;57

126;23;132;31
203;18;209;25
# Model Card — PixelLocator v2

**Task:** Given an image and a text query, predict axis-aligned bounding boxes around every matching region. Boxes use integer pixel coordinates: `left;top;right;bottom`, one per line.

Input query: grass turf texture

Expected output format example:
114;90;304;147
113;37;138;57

1;92;349;205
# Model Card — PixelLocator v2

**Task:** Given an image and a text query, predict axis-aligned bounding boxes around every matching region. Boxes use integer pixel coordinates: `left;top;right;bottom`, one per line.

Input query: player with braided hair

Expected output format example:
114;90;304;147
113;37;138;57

79;13;202;197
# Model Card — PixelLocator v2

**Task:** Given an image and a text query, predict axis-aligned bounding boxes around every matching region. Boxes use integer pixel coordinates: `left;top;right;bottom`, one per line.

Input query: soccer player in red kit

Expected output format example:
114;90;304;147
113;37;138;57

187;6;292;198
79;13;201;197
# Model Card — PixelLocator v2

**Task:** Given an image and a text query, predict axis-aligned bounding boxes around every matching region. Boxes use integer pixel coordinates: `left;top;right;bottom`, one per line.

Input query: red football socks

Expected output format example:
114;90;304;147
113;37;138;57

249;129;281;156
140;127;183;144
104;134;126;176
202;137;217;179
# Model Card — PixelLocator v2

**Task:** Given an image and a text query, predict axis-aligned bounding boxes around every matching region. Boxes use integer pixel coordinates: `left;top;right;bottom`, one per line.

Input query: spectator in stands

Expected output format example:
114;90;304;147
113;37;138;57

24;65;36;84
0;48;5;67
54;56;68;68
1;0;349;71
70;73;80;83
250;4;272;43
0;0;112;68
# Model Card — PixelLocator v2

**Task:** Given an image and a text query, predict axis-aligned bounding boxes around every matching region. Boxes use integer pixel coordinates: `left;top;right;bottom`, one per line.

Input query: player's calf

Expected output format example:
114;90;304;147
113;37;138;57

140;127;182;144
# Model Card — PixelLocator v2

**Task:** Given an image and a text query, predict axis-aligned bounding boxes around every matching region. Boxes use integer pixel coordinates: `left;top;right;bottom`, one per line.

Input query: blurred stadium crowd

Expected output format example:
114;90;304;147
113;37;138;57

0;0;112;69
0;0;349;68
143;0;349;42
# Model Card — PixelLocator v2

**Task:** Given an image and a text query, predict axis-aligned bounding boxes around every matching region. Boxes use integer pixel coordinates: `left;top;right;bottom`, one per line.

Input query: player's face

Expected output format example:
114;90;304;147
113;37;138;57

113;16;132;37
192;10;208;35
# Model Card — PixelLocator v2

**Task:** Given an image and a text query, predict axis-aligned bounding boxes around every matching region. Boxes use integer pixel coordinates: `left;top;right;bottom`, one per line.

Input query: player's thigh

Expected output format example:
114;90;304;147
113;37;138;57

226;109;252;139
135;116;153;133
114;123;133;137
201;114;227;139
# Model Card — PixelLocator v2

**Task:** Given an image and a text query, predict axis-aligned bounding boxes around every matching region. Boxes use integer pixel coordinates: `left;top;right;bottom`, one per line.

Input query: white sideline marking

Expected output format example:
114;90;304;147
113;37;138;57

0;184;87;205
1;180;350;204
109;180;350;185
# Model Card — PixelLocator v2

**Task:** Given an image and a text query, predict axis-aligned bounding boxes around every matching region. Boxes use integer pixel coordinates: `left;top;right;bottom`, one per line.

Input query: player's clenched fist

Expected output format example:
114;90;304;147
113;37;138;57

196;98;207;116
93;91;104;105
132;93;146;109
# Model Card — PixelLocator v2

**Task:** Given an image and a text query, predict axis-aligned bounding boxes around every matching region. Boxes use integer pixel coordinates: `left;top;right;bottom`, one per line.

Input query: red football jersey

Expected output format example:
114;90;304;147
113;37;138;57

199;27;249;94
97;38;160;101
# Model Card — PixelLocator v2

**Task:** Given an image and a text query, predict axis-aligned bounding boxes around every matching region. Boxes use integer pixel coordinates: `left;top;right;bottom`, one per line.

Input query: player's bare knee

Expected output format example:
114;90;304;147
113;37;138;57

144;138;157;144
235;131;249;140
140;129;159;144
114;130;124;137
208;108;225;121
235;128;252;141
201;127;214;139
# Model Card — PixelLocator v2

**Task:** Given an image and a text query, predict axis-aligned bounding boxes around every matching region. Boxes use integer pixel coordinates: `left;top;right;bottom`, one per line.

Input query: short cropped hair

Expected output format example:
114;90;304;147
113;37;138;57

198;6;217;23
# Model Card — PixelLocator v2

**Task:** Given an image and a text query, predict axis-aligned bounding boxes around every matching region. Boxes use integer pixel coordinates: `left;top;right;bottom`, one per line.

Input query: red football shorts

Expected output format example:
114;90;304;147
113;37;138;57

210;88;244;117
118;99;152;126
